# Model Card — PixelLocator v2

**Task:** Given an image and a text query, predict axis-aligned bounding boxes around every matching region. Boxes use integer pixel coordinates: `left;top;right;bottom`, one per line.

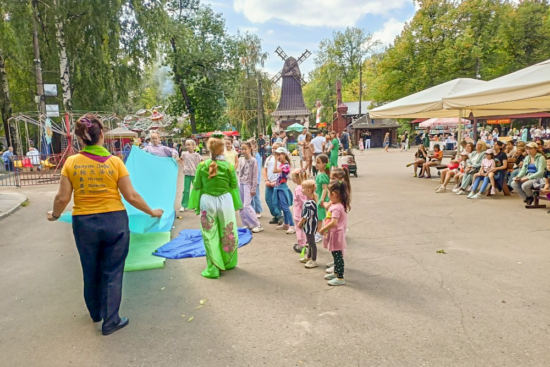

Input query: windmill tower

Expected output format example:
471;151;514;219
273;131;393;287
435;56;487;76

271;47;311;132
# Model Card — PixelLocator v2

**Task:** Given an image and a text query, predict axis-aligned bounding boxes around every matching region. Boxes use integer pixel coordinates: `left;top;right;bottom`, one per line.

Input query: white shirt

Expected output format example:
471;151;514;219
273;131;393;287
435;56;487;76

535;129;542;138
26;149;40;165
264;155;278;182
311;136;325;153
297;134;306;144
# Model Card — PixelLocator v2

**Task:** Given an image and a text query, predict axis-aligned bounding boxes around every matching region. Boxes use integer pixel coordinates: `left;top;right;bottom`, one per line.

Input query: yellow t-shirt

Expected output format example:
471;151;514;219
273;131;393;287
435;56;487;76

61;154;129;216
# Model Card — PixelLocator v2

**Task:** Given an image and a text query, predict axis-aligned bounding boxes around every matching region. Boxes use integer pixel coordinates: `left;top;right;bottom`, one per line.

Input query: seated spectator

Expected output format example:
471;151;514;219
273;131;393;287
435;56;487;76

2;146;14;171
511;142;547;205
489;141;508;195
468;149;496;199
507;146;526;191
505;141;516;158
456;141;487;195
436;150;470;193
435;142;473;193
26;146;41;171
419;144;443;179
406;145;428;177
539;160;550;211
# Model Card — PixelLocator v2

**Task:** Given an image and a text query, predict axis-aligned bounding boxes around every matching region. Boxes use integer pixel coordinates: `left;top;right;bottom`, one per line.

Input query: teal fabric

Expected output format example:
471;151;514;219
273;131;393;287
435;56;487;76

60;146;179;234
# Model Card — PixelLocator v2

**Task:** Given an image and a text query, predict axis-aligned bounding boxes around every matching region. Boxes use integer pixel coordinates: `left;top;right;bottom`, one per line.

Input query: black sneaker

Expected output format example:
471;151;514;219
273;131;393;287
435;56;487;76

293;244;304;253
269;217;279;224
102;317;129;336
526;197;534;206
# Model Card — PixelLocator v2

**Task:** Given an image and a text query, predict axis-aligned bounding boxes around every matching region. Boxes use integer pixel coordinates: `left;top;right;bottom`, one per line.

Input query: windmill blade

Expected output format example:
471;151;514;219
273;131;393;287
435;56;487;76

275;46;288;61
296;49;311;65
271;71;282;83
291;68;303;86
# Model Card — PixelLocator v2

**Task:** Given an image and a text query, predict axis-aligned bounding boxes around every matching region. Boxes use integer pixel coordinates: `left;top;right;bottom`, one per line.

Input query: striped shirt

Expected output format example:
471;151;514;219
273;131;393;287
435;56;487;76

301;199;318;235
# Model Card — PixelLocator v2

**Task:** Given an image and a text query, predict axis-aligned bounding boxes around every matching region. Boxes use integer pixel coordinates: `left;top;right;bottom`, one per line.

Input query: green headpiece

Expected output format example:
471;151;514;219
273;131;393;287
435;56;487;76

211;131;224;139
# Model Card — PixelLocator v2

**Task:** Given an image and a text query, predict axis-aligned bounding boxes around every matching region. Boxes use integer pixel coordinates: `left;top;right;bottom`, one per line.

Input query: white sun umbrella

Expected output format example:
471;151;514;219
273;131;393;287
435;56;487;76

419;117;471;128
443;59;550;116
369;78;486;149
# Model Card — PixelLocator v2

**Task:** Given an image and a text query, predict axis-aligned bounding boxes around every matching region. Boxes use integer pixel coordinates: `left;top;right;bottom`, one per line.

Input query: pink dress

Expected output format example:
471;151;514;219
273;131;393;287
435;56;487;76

323;203;347;252
293;185;307;246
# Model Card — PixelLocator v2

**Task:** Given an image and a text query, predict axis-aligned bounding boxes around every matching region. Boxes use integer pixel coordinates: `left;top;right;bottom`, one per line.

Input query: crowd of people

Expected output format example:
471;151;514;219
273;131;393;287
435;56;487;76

406;126;550;207
45;115;354;336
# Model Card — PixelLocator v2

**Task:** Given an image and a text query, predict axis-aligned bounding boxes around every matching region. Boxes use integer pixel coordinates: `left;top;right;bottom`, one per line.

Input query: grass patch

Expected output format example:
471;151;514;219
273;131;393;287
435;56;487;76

20;200;30;207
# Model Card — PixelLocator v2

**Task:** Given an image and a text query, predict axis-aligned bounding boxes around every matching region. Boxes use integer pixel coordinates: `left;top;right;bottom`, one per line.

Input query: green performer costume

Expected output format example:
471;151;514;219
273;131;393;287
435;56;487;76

330;137;339;168
315;172;330;221
188;158;243;279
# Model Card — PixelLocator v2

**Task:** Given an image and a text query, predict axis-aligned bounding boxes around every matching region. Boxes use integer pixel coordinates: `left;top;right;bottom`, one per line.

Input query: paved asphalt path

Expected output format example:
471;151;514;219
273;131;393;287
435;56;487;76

1;148;549;366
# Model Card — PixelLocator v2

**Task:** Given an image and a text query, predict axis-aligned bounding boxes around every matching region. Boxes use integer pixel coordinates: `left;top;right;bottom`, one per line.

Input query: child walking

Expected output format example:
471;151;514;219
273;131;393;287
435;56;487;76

292;169;308;253
272;147;295;234
298;179;319;269
180;139;202;212
320;180;350;286
238;142;263;233
358;138;364;154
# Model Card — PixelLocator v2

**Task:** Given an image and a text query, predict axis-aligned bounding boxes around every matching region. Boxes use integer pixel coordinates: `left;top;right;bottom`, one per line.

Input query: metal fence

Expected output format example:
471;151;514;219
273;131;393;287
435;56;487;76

1;153;68;187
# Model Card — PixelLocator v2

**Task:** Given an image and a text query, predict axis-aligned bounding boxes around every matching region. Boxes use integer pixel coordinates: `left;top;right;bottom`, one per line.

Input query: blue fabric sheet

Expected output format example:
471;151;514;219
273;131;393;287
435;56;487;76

154;228;253;259
60;146;179;234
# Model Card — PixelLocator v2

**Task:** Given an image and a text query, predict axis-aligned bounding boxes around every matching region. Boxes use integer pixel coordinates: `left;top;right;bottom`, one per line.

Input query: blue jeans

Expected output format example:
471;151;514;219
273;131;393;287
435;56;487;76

508;169;520;187
72;210;130;332
472;176;491;193
265;186;280;218
277;189;294;226
252;184;263;214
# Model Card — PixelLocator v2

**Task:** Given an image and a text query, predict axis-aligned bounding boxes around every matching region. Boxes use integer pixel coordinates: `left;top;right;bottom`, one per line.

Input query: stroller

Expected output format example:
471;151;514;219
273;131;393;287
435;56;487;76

339;149;357;177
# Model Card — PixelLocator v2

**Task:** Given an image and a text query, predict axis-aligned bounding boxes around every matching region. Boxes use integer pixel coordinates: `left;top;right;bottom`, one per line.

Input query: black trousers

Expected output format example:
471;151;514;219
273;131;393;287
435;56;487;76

72;210;130;332
331;251;344;278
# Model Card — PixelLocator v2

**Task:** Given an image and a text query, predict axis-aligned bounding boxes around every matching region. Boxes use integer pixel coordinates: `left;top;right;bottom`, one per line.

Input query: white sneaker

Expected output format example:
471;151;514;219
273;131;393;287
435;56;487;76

452;186;460;193
472;193;483;199
434;185;442;191
251;226;263;233
325;273;337;280
327;278;345;286
326;261;334;268
435;187;446;193
467;191;476;199
457;190;468;195
286;226;296;234
305;260;318;269
179;207;185;212
315;233;322;243
300;257;310;263
326;266;334;274
490;188;496;195
256;213;262;219
276;224;289;230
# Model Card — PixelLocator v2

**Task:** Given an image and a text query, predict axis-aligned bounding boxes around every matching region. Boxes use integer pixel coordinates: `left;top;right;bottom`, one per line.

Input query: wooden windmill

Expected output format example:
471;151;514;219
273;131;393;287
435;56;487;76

271;47;312;131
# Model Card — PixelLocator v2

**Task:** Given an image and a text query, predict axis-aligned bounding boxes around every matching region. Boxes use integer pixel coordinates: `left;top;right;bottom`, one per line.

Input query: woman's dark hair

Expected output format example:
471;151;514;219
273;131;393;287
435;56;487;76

466;142;475;151
316;154;330;175
75;114;103;145
328;179;350;212
434;144;440;151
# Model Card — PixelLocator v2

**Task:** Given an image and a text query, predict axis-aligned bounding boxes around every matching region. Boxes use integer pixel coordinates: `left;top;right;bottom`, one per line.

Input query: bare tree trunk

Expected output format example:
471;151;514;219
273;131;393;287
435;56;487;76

53;0;73;112
0;48;13;149
170;37;197;133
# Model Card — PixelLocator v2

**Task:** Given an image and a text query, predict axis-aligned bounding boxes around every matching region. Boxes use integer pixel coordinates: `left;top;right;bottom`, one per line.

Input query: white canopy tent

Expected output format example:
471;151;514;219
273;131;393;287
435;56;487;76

104;128;138;138
443;59;550;116
369;78;486;119
419;117;470;128
369;78;486;148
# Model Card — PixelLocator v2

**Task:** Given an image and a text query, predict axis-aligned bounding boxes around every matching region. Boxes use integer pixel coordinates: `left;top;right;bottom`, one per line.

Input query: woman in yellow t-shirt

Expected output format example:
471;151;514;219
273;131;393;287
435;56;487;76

224;136;239;170
47;114;163;336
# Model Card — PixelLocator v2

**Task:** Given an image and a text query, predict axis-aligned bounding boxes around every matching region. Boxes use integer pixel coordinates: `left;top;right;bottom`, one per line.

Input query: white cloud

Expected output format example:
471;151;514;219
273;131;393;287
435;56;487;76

233;0;409;27
238;26;259;33
372;18;407;47
267;29;274;35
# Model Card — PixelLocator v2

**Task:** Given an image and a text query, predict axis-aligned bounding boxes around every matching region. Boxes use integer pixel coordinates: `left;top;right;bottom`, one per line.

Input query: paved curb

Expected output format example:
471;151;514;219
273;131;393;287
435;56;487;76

0;192;28;220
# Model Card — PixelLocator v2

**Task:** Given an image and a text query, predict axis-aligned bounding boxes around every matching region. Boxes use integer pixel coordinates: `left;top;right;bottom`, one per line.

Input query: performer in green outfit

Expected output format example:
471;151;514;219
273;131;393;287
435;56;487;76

188;132;243;279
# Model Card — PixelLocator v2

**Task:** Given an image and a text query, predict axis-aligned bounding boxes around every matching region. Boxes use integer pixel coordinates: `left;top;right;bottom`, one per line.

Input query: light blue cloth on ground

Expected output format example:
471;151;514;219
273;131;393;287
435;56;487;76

60;146;178;234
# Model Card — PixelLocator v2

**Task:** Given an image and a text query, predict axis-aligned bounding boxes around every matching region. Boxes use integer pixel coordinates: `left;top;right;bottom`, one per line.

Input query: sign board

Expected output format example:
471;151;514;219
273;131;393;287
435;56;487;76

44;84;58;97
46;104;59;117
486;119;511;125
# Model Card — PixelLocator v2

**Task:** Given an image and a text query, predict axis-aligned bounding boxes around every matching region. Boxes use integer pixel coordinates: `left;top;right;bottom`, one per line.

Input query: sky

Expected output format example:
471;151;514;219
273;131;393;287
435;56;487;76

203;0;418;79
